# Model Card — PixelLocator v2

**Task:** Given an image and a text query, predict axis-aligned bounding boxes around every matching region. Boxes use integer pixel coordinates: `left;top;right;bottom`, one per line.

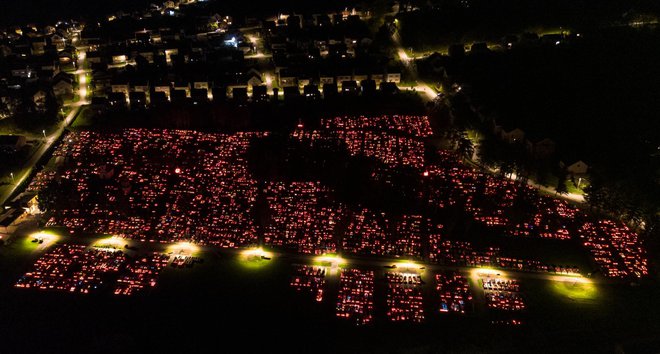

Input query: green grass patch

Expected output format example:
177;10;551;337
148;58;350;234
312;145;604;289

71;106;97;128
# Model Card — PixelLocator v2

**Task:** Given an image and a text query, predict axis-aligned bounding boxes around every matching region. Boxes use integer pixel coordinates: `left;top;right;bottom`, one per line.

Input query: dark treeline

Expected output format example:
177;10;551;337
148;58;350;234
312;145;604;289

398;0;660;47
428;25;660;243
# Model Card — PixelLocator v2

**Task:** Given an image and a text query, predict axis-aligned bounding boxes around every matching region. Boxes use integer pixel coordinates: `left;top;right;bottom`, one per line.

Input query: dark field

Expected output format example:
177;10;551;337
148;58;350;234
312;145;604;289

1;236;660;354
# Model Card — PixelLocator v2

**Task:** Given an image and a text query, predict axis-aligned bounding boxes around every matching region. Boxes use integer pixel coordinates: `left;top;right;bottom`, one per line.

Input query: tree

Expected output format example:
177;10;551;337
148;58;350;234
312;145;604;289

456;132;474;160
555;170;568;195
37;179;59;213
477;133;503;169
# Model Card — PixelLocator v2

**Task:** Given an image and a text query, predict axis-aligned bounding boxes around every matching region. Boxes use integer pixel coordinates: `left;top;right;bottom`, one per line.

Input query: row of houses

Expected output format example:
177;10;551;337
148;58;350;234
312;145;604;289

101;78;401;108
494;124;589;175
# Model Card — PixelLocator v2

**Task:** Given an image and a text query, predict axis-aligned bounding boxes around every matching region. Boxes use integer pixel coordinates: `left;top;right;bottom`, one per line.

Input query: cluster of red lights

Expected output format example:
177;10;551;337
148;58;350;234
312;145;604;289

429;239;580;275
436;272;472;314
15;244;127;293
33;129;265;246
321;115;433;138
264;182;341;254
114;253;170;296
481;275;526;311
294;115;430;168
28;124;648;281
385;272;425;323
342;208;388;255
290;265;326;302
425;152;580;241
423;152;648;276
336;269;375;325
579;220;648;278
342;209;427;257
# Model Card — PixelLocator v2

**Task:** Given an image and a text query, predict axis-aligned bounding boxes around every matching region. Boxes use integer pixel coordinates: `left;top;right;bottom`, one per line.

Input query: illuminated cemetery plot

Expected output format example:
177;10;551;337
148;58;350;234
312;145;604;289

31;129;265;246
15;244;127;294
336;269;375;325
293;115;432;168
385;272;425;323
290;264;327;302
264;181;342;254
114;253;170;295
435;272;472;314
473;269;525;312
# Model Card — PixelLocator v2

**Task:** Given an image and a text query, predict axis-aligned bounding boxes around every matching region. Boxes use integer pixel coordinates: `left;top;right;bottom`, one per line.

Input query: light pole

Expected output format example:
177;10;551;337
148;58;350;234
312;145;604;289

10;172;14;183
42;130;46;138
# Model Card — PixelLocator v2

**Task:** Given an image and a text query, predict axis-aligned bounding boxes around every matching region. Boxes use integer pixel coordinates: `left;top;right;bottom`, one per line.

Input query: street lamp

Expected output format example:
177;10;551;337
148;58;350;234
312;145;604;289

10;172;14;183
42;130;46;138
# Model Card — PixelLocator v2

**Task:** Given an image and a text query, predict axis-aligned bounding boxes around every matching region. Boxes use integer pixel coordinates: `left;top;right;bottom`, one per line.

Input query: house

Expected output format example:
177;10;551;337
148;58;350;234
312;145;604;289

303;84;320;100
319;75;334;85
111;54;128;65
246;69;263;87
298;77;311;88
129;91;147;109
252;85;268;102
31;41;47;55
564;160;589;175
193;81;209;90
154;83;171;99
232;87;247;103
386;72;401;84
173;82;191;97
500;128;525;144
0;45;12;58
10;63;37;79
341;80;359;95
278;71;297;87
211;86;227;102
379;82;399;95
526;138;556;159
58;50;74;66
448;43;466;58
107;92;127;109
111;79;130;96
353;73;368;83
470;42;490;55
370;73;384;85
171;89;188;103
49;34;66;51
32;90;48;112
92;71;112;91
164;48;178;64
138;51;155;63
131;80;150;94
336;74;352;84
361;79;376;95
52;74;74;99
0;208;22;236
322;83;338;98
283;86;300;101
86;51;103;64
191;88;208;103
150;91;168;106
34;54;61;76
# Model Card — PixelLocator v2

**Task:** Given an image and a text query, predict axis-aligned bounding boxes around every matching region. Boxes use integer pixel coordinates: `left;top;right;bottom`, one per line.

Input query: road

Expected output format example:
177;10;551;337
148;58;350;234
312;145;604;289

12;228;604;286
0;102;87;206
393;28;440;102
395;24;585;204
0;56;89;206
505;171;585;204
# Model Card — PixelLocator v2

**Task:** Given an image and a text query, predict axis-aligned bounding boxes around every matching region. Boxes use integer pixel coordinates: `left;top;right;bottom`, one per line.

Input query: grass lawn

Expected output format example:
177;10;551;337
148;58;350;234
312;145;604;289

70;106;97;129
